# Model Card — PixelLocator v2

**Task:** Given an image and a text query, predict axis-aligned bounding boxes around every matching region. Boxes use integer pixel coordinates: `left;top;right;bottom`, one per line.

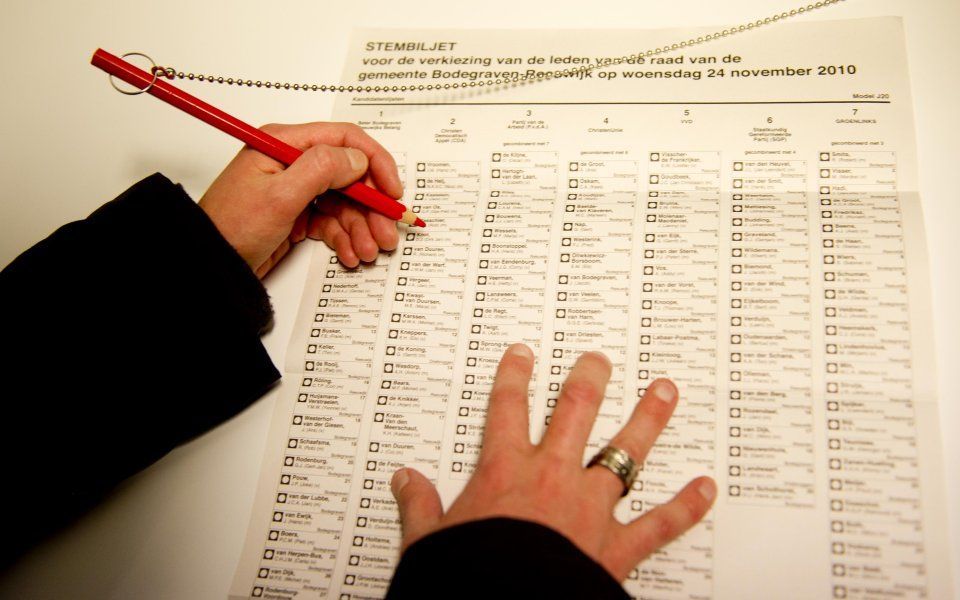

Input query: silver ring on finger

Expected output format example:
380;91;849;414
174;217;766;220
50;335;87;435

586;446;638;497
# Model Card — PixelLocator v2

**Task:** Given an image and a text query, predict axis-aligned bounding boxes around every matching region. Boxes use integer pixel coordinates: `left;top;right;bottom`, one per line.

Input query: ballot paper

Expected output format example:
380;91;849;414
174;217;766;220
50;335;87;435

231;17;954;599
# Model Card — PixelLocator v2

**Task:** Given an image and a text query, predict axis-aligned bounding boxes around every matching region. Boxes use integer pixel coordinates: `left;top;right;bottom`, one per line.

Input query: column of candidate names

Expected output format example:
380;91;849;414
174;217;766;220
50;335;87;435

545;157;636;445
246;158;409;599
446;150;557;478
625;151;718;599
251;248;390;595
727;157;815;506
818;151;927;599
331;160;479;597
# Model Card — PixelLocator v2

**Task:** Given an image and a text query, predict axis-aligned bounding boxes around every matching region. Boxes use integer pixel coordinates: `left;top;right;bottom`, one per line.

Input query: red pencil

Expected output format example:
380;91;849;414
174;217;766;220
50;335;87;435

90;48;425;228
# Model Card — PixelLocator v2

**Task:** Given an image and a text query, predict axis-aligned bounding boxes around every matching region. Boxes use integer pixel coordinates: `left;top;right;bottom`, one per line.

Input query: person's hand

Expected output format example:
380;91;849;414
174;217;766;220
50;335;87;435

199;122;404;278
390;344;716;581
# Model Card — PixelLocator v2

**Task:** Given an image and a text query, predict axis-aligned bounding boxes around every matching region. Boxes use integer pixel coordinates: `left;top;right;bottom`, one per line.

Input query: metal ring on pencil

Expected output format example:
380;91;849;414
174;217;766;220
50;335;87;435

108;52;159;95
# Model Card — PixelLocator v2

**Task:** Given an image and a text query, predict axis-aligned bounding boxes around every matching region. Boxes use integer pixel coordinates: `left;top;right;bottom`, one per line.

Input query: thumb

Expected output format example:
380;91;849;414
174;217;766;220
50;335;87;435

273;145;368;215
391;468;443;551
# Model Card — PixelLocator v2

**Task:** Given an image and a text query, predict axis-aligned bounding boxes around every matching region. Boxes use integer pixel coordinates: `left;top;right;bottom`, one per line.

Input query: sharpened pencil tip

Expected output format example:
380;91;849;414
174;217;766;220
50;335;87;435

400;210;424;227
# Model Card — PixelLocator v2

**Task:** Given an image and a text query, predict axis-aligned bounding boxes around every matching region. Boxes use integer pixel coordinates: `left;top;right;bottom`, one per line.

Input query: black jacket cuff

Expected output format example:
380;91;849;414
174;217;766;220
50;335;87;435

387;518;628;599
1;173;281;560
84;173;275;335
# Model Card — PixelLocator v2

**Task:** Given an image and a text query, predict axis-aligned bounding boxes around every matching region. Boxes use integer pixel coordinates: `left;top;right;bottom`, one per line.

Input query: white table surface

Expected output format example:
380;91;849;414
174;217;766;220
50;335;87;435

1;1;957;598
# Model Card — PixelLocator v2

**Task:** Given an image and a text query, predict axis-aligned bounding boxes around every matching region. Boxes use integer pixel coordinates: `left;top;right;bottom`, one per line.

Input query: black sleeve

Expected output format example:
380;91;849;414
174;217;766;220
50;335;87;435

387;518;629;599
0;173;281;562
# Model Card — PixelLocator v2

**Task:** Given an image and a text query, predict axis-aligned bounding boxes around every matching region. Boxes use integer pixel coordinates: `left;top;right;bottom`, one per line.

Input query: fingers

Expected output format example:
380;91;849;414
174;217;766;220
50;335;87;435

263;122;403;199
480;344;535;456
306;212;356;267
335;203;379;262
309;200;383;266
585;378;679;502
539;352;612;458
253;238;292;279
272;144;369;219
391;468;444;552
365;211;400;252
603;477;716;580
344;210;380;263
290;210;310;244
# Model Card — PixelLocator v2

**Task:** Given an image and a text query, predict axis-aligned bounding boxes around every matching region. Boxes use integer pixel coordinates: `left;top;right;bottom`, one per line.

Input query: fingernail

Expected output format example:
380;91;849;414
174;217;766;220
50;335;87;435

346;148;368;171
586;351;611;367
391;469;409;497
506;343;534;361
698;478;717;503
652;379;677;403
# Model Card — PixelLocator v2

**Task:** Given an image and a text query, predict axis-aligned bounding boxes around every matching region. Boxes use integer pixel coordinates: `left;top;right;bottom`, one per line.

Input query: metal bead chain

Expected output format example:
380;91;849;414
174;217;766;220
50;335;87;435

152;0;842;94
